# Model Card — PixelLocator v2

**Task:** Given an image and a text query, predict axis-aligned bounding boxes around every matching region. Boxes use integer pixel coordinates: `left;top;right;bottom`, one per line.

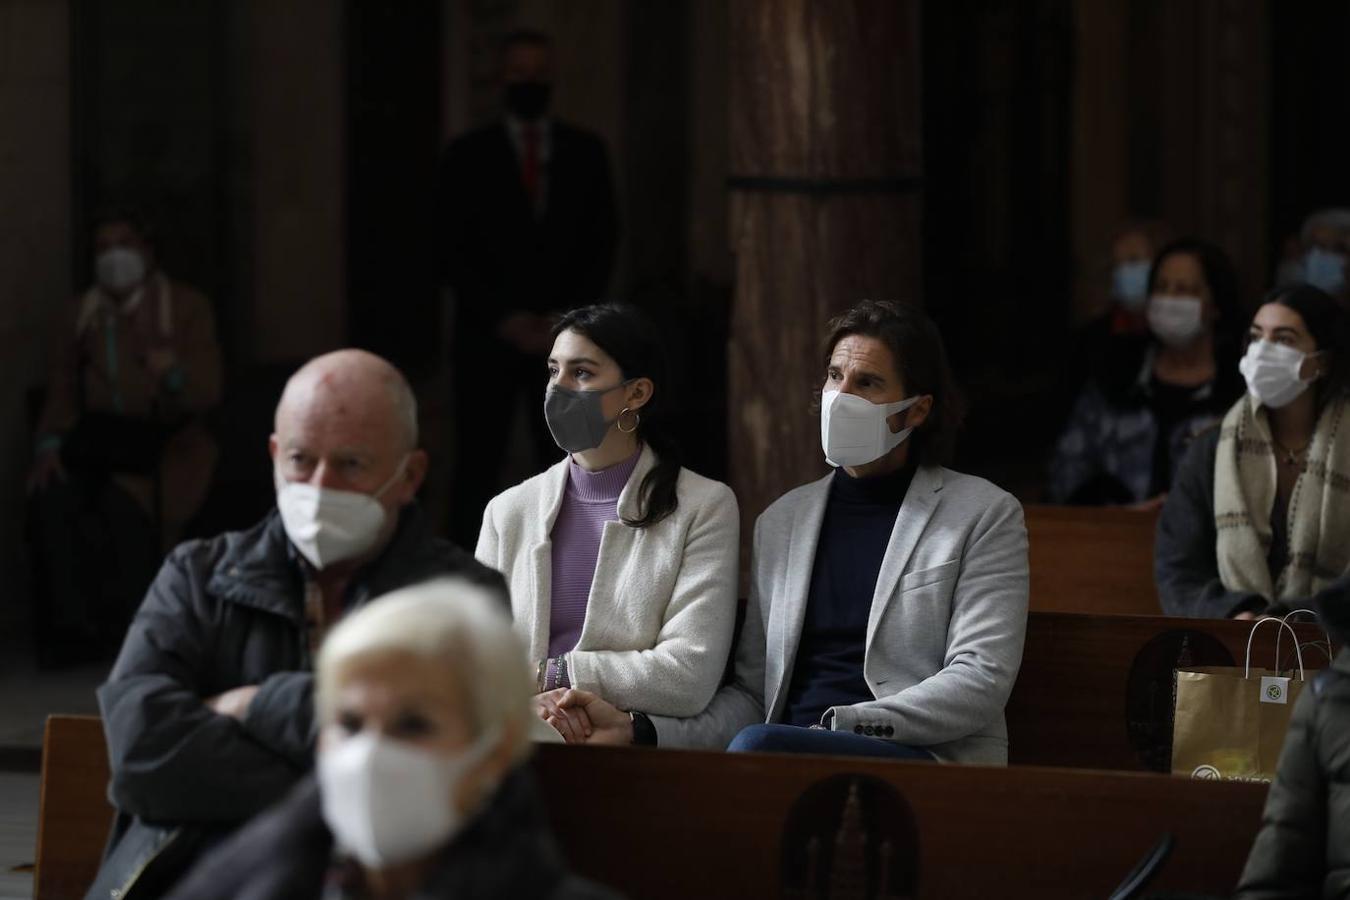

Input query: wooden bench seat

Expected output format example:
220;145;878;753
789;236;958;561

1025;504;1161;615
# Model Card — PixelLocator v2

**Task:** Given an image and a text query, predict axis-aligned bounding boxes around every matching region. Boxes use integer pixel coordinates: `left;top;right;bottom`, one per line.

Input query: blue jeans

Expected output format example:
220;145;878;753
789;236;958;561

727;724;936;761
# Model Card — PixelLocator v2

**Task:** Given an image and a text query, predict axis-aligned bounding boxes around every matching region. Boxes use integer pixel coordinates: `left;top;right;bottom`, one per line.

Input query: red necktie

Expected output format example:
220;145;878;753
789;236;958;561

521;124;540;205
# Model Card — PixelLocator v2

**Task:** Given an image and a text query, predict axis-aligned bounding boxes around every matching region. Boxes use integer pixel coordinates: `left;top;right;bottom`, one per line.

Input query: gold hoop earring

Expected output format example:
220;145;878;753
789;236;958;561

617;407;640;434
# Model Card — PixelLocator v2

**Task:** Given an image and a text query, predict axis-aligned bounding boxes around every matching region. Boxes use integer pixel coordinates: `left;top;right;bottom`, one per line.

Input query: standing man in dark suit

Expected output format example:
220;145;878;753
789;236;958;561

438;29;618;545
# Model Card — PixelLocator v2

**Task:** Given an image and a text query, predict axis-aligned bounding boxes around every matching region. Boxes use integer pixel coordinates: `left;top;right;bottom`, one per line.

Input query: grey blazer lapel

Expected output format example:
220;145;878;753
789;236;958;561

865;466;944;649
766;475;831;720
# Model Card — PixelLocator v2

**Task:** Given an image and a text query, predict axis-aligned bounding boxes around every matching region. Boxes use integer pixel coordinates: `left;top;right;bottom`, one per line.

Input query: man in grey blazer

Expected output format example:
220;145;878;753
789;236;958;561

560;300;1029;763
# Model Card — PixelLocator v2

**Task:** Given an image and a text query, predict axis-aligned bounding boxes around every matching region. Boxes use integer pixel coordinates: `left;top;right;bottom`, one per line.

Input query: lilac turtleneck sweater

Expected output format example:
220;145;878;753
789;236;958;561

547;449;642;656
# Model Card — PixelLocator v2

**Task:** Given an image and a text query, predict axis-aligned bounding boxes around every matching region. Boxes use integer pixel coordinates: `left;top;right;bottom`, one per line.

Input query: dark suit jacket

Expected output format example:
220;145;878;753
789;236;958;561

436;120;617;358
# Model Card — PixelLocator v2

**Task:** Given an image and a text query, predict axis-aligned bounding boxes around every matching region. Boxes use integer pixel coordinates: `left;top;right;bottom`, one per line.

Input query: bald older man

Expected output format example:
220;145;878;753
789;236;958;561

88;350;505;900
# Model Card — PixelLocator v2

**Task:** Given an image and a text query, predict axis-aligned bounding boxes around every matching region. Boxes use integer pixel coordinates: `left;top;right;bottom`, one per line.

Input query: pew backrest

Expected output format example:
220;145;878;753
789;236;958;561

535;743;1267;900
1025;504;1160;615
1009;611;1329;771
35;715;112;900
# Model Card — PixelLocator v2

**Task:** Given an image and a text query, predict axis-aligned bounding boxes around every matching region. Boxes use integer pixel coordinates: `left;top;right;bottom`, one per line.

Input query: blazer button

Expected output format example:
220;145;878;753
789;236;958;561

854;725;864;735
885;726;895;737
864;725;875;736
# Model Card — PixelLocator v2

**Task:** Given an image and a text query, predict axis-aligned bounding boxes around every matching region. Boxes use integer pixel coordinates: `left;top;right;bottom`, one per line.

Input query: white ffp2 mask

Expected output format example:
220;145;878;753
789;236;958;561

820;389;919;468
274;458;407;569
318;729;499;868
95;247;147;294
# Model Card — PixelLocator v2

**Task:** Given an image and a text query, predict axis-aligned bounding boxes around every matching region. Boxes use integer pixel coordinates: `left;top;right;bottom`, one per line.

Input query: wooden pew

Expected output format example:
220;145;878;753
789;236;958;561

35;715;112;900
1024;504;1160;615
1008;611;1328;772
536;743;1267;900
40;712;1269;900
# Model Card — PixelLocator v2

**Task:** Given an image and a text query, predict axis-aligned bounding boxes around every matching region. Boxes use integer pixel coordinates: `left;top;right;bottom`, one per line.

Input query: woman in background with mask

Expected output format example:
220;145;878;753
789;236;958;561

475;303;738;746
165;580;619;899
1048;237;1244;507
1156;283;1350;618
561;300;1028;762
25;207;222;665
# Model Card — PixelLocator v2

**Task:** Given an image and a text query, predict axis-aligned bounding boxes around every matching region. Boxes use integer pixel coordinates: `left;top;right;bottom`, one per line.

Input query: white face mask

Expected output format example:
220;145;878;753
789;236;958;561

1239;340;1318;410
318;729;499;869
820;389;919;468
1147;294;1205;347
274;457;407;570
95;247;147;294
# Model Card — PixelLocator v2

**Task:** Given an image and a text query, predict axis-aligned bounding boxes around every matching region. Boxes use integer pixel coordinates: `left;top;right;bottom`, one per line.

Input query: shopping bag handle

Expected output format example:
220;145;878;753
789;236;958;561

1279;608;1335;667
1244;616;1306;681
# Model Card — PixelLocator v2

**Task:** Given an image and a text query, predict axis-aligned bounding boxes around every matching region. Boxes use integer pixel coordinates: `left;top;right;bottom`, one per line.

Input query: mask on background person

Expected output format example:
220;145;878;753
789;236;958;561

318;729;500;868
95;247;147;294
820;389;919;468
544;382;630;453
1146;295;1205;348
274;457;407;569
505;81;552;121
1110;261;1151;312
1302;246;1347;295
1239;340;1319;409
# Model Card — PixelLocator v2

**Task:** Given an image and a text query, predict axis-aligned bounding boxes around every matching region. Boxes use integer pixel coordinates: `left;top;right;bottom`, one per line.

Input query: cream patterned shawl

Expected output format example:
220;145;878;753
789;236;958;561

1214;392;1350;601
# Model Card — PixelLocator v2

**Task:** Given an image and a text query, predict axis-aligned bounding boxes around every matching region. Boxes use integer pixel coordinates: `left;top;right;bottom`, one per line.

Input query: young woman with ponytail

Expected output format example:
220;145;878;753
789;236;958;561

475;303;739;745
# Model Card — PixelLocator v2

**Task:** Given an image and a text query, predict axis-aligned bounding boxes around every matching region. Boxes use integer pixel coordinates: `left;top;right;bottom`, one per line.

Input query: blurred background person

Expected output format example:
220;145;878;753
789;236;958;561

166;579;620;900
26;206;221;666
1274;208;1350;299
438;29;618;547
1063;220;1174;405
476;304;738;745
1156;283;1350;619
1048;238;1245;507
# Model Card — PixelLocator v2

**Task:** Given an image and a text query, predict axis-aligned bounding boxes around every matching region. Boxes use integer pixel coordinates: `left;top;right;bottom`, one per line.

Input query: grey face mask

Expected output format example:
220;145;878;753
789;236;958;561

543;383;629;453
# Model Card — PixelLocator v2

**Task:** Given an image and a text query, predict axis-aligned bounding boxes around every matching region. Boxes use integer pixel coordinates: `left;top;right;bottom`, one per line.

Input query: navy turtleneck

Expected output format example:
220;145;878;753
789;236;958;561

781;462;916;728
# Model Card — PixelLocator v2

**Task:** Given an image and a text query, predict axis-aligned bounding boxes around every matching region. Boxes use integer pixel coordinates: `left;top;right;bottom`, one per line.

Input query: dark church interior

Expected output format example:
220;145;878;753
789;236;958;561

3;2;1350;898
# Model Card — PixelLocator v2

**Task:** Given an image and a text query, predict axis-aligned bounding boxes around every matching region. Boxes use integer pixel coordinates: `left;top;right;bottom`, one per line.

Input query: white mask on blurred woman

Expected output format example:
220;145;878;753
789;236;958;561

1147;295;1204;347
318;729;499;868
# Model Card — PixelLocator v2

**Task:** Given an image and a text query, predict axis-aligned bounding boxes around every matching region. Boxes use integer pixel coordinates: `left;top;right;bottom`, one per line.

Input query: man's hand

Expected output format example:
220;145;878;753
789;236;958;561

534;688;592;744
1233;611;1260;621
26;450;66;494
557;689;634;746
205;685;260;720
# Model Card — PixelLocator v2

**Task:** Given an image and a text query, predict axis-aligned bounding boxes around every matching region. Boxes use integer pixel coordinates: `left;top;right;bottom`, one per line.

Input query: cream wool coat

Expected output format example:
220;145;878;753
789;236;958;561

476;445;739;718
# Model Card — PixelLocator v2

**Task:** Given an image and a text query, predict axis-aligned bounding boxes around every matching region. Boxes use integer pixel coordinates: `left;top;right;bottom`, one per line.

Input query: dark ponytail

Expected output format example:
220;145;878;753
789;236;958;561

552;303;682;528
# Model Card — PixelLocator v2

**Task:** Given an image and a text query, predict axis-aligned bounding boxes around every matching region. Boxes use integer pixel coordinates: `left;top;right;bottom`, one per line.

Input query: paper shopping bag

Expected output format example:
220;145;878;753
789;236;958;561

1170;664;1305;782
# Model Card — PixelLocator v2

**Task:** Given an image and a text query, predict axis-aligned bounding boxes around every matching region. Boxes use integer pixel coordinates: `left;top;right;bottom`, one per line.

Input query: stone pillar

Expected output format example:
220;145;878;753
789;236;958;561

0;0;72;613
240;0;346;363
727;0;923;544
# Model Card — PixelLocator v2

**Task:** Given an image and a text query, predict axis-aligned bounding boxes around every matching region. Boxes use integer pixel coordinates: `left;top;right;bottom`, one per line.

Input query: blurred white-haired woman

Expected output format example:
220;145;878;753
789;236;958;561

166;579;620;900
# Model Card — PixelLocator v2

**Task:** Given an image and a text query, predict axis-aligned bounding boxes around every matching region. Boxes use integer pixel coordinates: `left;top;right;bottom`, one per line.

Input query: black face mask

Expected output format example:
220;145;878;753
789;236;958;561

505;81;552;121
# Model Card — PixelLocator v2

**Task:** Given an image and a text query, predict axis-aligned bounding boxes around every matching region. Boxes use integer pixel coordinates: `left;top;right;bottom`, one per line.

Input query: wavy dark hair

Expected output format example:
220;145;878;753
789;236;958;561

1259;282;1350;411
552;303;681;528
822;299;966;467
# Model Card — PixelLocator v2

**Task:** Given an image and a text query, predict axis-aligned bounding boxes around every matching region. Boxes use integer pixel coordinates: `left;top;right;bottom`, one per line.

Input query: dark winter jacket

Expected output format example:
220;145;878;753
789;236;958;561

163;770;621;900
1235;578;1350;898
86;505;505;900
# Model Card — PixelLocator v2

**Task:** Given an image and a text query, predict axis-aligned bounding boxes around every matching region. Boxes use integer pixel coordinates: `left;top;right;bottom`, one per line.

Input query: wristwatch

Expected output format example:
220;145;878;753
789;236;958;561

629;711;657;746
